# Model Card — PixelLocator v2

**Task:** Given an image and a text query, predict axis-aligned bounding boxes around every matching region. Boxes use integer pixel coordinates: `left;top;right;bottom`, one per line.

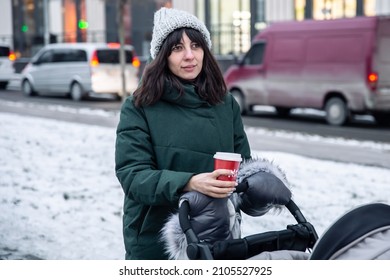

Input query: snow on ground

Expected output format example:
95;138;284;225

1;111;389;260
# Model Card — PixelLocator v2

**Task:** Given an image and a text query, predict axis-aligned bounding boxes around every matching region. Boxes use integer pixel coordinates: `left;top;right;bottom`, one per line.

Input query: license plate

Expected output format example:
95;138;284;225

107;69;118;76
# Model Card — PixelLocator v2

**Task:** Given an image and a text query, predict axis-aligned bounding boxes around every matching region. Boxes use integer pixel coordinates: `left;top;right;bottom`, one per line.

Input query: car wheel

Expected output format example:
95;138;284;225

373;112;390;127
0;82;8;89
231;89;247;115
70;82;84;101
324;97;349;126
275;107;291;117
115;93;123;101
22;80;35;97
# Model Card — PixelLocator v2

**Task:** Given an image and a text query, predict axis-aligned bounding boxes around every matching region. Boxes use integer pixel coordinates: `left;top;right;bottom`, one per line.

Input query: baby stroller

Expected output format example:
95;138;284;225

161;158;390;260
309;202;390;260
178;198;318;260
176;199;390;260
161;158;319;260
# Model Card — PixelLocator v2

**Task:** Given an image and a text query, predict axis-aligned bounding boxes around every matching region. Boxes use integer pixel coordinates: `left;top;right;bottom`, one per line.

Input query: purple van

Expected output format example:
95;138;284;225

224;16;390;126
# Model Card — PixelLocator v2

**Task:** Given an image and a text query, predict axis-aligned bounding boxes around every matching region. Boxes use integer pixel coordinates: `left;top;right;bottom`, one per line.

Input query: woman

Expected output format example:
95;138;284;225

115;7;251;260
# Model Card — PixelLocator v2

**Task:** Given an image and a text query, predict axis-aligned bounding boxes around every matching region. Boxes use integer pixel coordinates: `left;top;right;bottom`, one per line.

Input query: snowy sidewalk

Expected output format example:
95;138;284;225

1;112;390;259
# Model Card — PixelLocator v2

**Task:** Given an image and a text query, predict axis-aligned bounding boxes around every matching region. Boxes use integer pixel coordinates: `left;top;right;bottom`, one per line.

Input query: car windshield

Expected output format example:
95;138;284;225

0;46;10;57
96;49;134;64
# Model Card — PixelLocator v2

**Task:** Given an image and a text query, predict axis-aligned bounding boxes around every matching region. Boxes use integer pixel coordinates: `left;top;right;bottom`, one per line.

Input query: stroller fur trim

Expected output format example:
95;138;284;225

160;198;239;260
236;157;290;186
160;157;293;260
160;213;189;260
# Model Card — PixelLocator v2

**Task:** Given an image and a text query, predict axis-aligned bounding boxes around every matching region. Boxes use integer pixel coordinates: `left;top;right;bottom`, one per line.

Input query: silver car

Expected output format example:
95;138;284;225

21;43;140;101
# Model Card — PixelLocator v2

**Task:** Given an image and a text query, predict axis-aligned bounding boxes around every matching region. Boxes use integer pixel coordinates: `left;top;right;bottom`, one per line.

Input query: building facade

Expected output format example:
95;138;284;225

197;0;379;55
0;0;389;59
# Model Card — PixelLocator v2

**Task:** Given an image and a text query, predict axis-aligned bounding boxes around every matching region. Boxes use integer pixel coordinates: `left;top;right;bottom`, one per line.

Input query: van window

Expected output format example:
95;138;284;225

96;49;134;64
52;49;87;63
242;43;265;65
0;46;10;57
37;50;53;64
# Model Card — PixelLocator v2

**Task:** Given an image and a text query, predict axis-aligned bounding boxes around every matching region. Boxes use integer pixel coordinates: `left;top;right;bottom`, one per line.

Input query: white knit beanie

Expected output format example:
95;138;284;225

150;7;212;59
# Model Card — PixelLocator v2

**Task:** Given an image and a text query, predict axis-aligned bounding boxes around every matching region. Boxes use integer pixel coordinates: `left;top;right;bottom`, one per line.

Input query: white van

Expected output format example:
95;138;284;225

21;43;140;101
0;44;16;89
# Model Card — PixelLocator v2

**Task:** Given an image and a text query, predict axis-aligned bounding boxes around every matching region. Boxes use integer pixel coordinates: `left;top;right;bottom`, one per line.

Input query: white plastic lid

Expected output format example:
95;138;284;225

213;152;242;162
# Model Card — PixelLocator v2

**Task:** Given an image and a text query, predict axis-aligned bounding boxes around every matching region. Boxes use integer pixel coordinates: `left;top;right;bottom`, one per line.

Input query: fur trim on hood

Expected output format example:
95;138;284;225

160;213;189;260
237;157;290;186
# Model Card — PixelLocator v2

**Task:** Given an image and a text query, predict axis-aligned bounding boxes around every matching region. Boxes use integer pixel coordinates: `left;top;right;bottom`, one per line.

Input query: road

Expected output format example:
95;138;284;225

1;88;390;169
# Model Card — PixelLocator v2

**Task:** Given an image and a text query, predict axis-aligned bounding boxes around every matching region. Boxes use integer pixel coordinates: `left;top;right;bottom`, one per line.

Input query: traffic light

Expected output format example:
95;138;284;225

21;24;28;32
78;19;89;29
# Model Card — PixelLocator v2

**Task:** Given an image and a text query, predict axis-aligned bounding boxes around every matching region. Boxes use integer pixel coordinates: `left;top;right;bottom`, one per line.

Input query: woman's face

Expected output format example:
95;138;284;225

167;32;204;81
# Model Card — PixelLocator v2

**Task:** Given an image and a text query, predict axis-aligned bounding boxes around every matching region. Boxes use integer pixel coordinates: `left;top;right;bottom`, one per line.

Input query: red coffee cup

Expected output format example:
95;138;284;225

213;152;242;181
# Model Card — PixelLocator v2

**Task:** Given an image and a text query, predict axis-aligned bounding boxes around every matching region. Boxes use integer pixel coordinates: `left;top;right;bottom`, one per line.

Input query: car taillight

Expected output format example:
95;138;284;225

9;51;16;61
132;56;140;68
367;72;378;91
90;50;99;67
107;42;120;49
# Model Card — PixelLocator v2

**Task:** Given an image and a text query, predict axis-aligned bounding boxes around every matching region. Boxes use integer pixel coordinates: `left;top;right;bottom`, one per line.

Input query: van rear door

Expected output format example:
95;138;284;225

374;18;390;96
0;45;14;88
90;48;139;95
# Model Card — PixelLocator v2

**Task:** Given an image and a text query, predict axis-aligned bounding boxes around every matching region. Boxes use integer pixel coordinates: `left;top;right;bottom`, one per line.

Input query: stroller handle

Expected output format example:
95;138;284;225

178;197;318;260
286;200;307;223
286;199;319;244
179;197;318;260
179;200;214;259
179;199;312;231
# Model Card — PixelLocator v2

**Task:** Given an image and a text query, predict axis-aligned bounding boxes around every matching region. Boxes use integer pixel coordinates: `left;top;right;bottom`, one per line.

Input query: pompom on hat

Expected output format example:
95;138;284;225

150;7;212;59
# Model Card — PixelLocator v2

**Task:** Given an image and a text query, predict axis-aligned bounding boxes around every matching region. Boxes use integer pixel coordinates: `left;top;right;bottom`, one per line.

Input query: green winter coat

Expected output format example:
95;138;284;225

115;82;251;259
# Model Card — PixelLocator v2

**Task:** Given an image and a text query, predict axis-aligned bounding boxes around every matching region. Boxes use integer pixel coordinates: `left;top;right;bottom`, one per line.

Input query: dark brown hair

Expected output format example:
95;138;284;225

133;28;227;107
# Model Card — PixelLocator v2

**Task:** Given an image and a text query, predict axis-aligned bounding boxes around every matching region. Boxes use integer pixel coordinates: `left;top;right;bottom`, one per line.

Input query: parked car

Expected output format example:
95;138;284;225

21;42;140;101
224;16;390;126
0;44;16;89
